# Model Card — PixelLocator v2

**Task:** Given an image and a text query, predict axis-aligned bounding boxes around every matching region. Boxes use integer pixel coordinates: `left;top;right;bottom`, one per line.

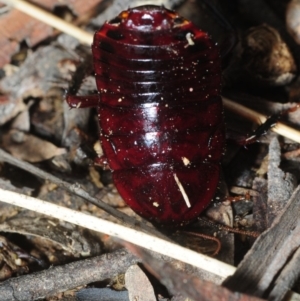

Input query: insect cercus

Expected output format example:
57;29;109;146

66;5;225;227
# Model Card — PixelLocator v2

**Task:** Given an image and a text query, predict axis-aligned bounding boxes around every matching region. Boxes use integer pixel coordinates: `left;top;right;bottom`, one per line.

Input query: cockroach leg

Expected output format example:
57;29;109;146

198;218;260;238
226;191;251;203
66;94;99;109
94;155;110;170
239;104;300;145
180;230;221;256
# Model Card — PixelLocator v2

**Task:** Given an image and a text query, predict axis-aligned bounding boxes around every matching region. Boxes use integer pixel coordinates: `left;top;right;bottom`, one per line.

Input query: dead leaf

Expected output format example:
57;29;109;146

206;201;234;227
0;236;30;280
125;264;156;301
0;213;102;260
2;129;66;162
0;95;27;126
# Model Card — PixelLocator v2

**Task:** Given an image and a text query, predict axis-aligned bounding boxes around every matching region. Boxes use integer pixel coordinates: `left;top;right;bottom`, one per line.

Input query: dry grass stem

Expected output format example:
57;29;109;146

1;0;93;44
0;187;236;279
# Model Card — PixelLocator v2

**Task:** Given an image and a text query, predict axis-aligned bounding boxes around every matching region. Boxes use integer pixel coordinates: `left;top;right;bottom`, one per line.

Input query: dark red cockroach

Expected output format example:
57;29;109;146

66;5;225;227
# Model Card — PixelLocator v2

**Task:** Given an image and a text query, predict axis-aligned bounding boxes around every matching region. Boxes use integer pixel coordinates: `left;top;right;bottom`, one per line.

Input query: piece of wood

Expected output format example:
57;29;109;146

223;180;300;297
0;248;138;301
126;244;265;301
252;177;268;233
267;138;296;226
268;248;300;301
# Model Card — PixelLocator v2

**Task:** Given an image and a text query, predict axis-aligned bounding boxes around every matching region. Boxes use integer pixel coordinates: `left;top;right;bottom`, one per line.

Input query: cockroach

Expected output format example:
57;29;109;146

66;5;225;227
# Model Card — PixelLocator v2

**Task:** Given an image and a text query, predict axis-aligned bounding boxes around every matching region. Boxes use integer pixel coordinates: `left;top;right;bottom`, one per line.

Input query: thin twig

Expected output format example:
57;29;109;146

0;248;138;301
0;187;236;279
0;148;164;238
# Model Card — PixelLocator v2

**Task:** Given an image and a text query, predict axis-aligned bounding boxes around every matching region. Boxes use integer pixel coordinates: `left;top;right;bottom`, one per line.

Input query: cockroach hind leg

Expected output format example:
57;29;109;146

234;104;300;145
176;230;221;256
66;94;99;109
94;155;111;170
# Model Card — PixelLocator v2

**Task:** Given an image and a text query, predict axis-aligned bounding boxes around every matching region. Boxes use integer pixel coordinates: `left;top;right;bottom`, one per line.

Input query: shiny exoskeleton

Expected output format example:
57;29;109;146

67;5;225;227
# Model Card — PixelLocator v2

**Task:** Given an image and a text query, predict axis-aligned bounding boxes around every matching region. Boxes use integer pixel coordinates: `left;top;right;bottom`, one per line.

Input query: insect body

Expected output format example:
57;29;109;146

67;5;225;227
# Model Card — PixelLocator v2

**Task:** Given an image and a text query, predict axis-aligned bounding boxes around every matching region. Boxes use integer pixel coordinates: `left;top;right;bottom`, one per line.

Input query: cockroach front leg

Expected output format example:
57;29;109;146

66;94;99;109
66;94;110;169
